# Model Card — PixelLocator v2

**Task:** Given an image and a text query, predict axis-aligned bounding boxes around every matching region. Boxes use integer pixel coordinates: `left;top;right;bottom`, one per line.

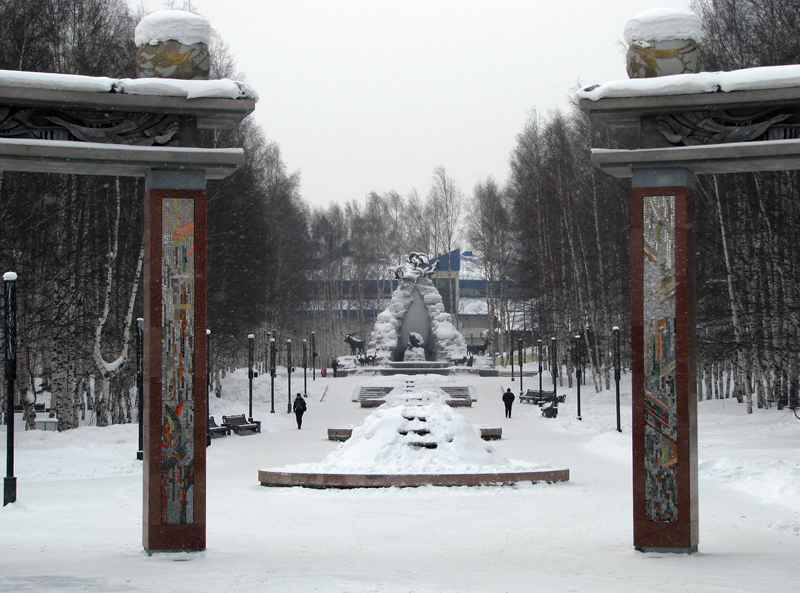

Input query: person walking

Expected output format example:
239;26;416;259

332;359;339;378
293;392;307;429
502;388;515;418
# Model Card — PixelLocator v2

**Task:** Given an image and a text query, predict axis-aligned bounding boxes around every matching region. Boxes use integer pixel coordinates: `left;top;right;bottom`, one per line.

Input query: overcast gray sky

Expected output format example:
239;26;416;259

136;1;692;209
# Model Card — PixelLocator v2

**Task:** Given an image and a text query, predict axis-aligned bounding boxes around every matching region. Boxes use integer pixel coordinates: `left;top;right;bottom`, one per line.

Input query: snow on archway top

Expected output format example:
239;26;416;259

135;10;212;47
623;8;704;45
0;69;257;101
576;64;800;102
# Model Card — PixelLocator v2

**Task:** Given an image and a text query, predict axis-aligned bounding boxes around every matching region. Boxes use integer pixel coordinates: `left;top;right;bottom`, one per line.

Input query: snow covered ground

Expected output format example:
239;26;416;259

1;369;798;592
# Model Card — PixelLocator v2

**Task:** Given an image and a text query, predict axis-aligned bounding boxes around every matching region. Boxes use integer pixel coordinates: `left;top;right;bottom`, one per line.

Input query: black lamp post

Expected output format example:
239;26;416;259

286;339;292;414
302;339;308;397
311;332;316;381
614;326;621;432
136;318;144;461
4;271;18;506
551;337;558;404
518;338;523;397
269;338;276;413
248;333;254;422
207;328;212;398
575;334;582;421
510;331;515;381
537;339;543;397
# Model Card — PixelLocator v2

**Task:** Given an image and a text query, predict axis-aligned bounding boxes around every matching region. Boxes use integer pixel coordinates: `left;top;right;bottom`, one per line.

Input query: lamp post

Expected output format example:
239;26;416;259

136;318;144;461
264;332;272;373
206;329;211;398
510;331;515;381
538;339;543;397
286;339;292;414
248;333;254;422
4;272;18;506
302;339;308;397
551;337;558;404
311;332;317;381
575;334;582;421
518;338;523;397
269;338;276;413
614;326;621;432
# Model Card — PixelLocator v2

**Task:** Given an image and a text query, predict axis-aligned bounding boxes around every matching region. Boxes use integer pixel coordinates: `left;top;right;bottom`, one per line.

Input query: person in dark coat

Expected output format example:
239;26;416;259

332;359;339;378
502;388;515;418
293;392;307;429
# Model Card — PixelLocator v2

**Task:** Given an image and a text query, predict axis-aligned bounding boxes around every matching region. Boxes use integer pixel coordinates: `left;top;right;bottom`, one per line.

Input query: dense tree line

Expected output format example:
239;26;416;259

0;0;309;429
691;0;800;412
502;0;800;410
503;110;635;391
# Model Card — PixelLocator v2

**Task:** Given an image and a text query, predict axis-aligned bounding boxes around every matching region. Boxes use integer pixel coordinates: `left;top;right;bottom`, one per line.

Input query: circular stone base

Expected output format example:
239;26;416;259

258;468;568;488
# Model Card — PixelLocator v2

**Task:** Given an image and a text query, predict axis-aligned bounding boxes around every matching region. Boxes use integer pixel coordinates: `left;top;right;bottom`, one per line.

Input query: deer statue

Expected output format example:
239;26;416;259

342;333;365;356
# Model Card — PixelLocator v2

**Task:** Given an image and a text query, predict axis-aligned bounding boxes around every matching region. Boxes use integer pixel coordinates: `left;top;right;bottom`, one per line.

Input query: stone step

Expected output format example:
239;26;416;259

328;426;501;441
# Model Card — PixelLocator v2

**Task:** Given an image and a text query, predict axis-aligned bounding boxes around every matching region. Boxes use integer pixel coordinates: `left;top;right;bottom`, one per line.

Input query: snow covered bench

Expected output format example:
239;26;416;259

222;414;261;435
328;428;353;441
479;427;502;440
208;416;231;438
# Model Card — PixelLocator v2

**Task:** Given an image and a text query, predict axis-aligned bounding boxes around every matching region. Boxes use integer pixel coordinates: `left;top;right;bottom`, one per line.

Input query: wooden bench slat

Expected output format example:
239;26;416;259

222;414;261;434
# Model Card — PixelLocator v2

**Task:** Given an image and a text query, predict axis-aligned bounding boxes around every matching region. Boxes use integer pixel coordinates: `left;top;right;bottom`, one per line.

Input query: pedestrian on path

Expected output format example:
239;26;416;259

293;392;307;429
502;388;515;418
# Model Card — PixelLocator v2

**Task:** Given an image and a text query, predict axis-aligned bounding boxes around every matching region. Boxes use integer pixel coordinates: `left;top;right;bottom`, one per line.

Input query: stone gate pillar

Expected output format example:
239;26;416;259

631;168;698;553
143;170;208;553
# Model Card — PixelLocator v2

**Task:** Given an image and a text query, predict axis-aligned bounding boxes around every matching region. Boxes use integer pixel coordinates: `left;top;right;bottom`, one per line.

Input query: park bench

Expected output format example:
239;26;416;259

519;389;565;406
479;427;502;440
208;416;231;438
13;402;47;413
222;414;261;435
328;428;353;441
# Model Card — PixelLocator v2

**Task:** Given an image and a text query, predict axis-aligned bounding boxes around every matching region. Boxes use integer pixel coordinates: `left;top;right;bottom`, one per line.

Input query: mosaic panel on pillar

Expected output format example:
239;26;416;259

642;195;678;522
161;197;196;525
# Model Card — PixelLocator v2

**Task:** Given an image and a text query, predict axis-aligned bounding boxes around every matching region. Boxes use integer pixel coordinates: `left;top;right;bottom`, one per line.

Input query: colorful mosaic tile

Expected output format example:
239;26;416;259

161;198;195;525
643;195;678;522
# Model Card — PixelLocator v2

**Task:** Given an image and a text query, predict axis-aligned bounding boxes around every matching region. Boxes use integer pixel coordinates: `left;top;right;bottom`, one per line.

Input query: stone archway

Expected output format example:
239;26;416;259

0;67;254;552
580;69;800;553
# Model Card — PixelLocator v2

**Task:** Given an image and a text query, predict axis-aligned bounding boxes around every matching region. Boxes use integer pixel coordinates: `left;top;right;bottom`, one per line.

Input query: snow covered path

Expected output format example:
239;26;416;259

1;371;798;592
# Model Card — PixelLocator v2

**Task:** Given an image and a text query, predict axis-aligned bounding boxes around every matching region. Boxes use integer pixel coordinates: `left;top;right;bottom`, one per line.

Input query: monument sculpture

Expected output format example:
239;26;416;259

369;253;468;371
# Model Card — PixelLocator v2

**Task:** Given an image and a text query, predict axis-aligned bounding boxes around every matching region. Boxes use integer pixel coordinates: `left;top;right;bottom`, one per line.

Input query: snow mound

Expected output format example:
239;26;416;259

273;383;545;475
699;457;800;513
135;10;211;47
623;8;704;45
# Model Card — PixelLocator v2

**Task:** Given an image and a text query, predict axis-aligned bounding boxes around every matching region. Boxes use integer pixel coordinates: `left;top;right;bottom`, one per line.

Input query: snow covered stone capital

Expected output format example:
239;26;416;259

135;11;212;80
623;8;704;46
134;10;211;47
3;271;18;282
623;8;703;79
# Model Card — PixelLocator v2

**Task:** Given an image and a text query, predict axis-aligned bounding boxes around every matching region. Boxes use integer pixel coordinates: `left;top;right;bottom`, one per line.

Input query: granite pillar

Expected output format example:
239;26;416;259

142;170;208;553
631;168;698;553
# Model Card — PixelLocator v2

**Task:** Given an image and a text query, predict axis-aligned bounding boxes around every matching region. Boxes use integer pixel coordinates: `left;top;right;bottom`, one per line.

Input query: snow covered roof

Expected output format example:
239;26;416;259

135;11;212;47
576;64;800;103
623;8;703;45
0;69;257;101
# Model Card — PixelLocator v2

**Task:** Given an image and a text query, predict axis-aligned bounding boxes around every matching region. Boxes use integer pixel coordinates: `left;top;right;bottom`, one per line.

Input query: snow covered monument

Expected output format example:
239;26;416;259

579;8;800;553
369;253;468;373
0;10;256;552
